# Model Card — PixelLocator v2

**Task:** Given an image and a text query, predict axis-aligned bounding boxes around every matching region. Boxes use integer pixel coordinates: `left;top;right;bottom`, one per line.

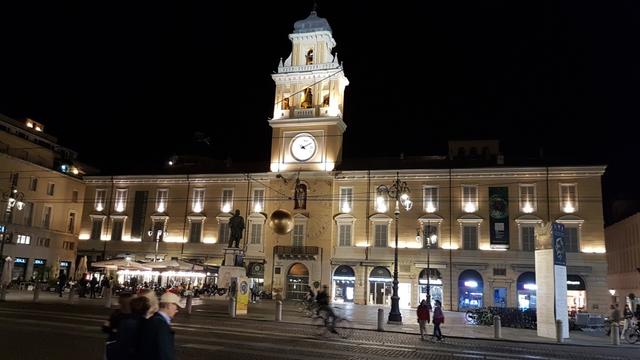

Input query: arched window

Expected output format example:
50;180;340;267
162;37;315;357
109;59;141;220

305;49;314;65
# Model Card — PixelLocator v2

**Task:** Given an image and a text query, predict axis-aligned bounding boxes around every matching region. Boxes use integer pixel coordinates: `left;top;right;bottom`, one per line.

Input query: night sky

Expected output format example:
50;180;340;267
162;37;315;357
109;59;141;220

1;1;638;224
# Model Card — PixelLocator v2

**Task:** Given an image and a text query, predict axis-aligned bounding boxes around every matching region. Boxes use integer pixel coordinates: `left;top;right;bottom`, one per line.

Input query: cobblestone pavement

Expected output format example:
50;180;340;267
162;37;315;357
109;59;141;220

0;299;637;360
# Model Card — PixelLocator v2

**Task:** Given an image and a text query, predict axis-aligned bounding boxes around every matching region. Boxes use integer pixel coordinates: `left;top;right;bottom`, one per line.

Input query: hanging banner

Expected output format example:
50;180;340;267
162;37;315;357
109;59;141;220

489;187;509;248
552;222;566;266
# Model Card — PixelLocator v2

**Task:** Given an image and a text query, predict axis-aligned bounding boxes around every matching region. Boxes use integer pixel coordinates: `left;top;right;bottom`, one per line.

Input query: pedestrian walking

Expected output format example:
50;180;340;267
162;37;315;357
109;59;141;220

139;292;183;360
57;271;67;297
417;298;431;340
89;275;99;299
432;299;445;341
103;293;134;359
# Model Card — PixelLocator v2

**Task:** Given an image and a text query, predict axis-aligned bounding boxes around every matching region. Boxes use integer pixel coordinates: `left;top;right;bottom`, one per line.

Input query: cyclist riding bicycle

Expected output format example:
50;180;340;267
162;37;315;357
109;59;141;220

315;285;337;333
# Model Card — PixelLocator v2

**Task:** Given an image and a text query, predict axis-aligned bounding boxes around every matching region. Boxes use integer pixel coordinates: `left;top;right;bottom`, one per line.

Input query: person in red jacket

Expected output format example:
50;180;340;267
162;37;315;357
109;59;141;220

417;298;432;340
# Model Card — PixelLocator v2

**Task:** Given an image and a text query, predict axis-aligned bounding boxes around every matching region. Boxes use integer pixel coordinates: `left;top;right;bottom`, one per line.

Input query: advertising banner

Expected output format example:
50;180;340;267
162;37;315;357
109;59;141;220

489;187;509;248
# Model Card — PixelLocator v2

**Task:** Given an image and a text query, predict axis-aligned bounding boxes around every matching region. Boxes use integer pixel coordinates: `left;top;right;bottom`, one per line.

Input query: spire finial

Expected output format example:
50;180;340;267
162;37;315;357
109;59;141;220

312;0;318;13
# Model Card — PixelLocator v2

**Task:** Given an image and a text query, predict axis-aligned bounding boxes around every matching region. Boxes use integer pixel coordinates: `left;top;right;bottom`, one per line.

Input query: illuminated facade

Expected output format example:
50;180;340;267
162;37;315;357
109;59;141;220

76;10;609;312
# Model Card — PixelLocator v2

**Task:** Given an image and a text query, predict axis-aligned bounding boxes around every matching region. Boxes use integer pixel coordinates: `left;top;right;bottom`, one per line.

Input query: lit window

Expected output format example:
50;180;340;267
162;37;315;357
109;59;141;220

221;189;233;212
16;234;31;245
95;189;106;212
519;185;536;213
192;188;205;213
340;187;353;213
114;189;128;213
560;184;578;213
423;186;439;213
252;189;265;213
292;224;305;247
462;185;478;213
156;189;169;213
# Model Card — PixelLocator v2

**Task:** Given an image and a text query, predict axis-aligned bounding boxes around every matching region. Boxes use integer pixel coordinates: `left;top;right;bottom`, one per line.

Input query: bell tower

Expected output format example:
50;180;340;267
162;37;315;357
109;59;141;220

269;9;349;172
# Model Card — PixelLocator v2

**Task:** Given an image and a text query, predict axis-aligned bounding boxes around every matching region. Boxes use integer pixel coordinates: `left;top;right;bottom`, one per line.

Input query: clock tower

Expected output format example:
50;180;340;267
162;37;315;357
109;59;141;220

269;9;349;172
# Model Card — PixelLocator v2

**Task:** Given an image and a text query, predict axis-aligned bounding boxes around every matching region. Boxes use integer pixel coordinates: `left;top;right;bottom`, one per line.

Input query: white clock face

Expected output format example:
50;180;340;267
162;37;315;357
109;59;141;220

290;134;317;161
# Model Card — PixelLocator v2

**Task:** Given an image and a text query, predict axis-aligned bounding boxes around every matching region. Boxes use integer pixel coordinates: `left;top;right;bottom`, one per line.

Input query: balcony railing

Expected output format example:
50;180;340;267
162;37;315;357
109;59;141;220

274;245;319;259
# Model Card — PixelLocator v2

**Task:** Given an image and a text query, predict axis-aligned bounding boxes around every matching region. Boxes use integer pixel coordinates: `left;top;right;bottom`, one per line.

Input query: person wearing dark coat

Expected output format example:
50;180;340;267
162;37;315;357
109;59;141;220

139;292;183;360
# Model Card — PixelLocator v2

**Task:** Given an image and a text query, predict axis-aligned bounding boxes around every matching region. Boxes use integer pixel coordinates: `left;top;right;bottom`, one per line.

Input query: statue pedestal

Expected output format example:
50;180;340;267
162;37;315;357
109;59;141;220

216;248;246;303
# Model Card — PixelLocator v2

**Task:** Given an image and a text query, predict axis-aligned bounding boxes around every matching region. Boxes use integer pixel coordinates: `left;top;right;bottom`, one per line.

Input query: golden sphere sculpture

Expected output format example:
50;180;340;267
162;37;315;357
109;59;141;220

269;209;294;235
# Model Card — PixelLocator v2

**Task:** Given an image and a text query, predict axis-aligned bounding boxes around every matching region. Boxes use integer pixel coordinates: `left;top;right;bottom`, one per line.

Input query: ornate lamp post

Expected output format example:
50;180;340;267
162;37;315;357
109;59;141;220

148;228;165;262
417;227;437;303
376;172;412;324
1;179;25;293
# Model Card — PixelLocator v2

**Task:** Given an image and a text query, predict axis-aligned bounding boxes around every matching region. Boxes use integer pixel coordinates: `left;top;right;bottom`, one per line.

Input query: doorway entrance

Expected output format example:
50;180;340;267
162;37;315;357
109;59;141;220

369;266;392;305
286;263;309;300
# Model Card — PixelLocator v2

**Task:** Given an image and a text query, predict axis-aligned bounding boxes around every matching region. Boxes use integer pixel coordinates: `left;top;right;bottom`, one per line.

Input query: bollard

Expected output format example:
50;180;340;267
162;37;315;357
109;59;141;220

555;319;564;343
33;285;40;302
377;308;385;332
275;300;283;322
493;315;502;339
610;322;620;345
186;294;193;315
68;285;75;302
230;297;237;318
104;288;112;308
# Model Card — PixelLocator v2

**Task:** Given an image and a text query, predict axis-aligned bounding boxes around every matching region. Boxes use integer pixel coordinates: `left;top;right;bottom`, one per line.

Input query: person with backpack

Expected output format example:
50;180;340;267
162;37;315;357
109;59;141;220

432;299;445;341
417;298;431;340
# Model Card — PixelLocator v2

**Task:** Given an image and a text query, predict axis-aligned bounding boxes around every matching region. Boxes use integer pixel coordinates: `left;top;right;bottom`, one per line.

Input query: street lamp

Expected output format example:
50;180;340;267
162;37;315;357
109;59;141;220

376;172;412;324
148;228;166;262
417;226;437;304
1;180;25;296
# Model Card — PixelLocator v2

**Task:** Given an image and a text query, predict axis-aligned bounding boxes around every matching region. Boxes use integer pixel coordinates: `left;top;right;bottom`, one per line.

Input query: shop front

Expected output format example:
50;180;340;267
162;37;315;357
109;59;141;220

458;269;484;310
369;266;392;306
517;272;537;309
418;268;443;307
567;275;587;313
60;261;72;277
333;265;355;303
32;259;47;281
286;263;309;300
12;257;28;282
247;262;265;294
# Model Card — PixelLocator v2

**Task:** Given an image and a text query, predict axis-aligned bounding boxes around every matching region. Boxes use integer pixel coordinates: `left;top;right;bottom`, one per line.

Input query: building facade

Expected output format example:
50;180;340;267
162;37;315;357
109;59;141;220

605;213;640;301
76;10;609;313
1;114;87;282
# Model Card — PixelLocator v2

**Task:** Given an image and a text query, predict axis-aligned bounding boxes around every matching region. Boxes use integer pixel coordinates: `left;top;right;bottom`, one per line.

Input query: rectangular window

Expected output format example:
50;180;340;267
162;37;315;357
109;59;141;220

67;212;76;233
560;184;578;213
37;237;50;247
42;206;52;229
462;185;478;212
252;189;265;212
111;219;124;241
189;221;203;243
16;234;31;245
192;188;205;213
564;227;579;252
493;268;507;276
95;189;106;211
47;183;55;196
521;225;535;251
519;185;536;213
463;225;478;250
250;223;262;244
292;224;304;247
63;241;75;250
221;189;234;212
340;187;353;213
218;222;230;245
338;224;352;246
29;177;38;191
23;202;34;226
374;224;388;247
90;218;103;240
156;189;169;212
114;189;128;212
423;186;439;213
72;190;79;203
422;224;438;248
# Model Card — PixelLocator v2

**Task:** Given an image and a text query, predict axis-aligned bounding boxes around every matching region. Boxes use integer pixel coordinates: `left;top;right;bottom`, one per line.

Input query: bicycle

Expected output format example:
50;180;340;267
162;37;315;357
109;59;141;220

312;307;354;339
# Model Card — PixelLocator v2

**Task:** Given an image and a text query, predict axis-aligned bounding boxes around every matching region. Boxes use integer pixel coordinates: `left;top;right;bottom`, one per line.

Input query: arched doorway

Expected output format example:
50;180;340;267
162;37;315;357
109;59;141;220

517;272;537;309
369;266;392;305
458;270;484;310
286;263;309;300
333;265;355;303
418;268;443;307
